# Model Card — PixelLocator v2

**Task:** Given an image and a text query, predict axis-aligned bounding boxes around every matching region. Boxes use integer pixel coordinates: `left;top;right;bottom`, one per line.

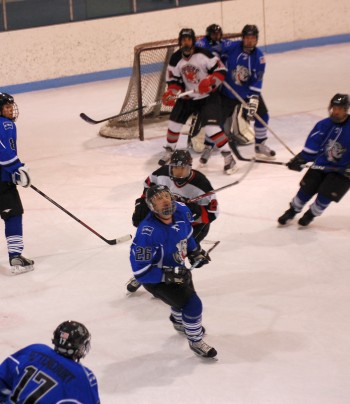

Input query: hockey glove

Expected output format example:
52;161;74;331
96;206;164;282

132;197;150;227
12;165;31;188
286;153;307;172
246;95;259;121
162;86;180;107
186;202;203;221
188;248;211;268
198;75;216;94
163;266;192;285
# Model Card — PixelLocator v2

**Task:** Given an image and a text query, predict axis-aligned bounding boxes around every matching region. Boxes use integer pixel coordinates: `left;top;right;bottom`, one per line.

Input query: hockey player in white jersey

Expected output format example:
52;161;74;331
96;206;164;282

159;28;236;174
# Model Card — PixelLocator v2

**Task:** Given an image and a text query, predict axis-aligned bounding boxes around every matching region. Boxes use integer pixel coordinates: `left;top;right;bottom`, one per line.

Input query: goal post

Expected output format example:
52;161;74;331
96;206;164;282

99;33;241;141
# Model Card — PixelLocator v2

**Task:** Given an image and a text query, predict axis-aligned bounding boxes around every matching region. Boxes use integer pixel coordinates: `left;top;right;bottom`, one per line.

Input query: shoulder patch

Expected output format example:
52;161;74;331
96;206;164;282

259;55;266;64
3;121;13;130
141;225;154;236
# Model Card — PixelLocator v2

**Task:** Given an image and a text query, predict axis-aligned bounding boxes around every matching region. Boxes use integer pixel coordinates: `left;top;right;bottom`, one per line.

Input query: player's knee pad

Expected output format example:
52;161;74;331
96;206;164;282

318;173;350;202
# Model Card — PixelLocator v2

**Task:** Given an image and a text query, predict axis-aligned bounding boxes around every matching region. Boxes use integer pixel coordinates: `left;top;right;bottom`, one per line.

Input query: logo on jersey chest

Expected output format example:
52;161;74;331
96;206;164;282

173;238;188;264
182;64;200;84
232;65;250;86
325;137;346;162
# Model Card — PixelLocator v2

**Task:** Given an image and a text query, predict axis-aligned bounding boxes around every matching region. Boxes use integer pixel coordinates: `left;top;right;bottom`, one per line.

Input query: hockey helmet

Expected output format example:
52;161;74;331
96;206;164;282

52;320;91;362
206;24;223;42
329;93;350;109
242;24;259;38
169;149;193;184
146;185;176;217
178;28;196;54
0;92;19;121
328;93;350;123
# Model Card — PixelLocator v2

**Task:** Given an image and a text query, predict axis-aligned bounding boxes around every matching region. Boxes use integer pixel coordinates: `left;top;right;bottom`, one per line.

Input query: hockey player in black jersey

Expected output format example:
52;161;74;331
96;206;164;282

159;28;236;174
127;149;218;293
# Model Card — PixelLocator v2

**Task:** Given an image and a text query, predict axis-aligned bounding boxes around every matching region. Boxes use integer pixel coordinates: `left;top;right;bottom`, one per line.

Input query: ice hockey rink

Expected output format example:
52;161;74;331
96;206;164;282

1;42;350;403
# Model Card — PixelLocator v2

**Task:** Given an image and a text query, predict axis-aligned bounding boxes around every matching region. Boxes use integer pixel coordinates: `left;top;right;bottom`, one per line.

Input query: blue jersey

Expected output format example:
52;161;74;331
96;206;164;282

220;40;266;100
195;37;233;63
0;343;100;404
301;115;350;171
130;202;198;284
0;116;23;182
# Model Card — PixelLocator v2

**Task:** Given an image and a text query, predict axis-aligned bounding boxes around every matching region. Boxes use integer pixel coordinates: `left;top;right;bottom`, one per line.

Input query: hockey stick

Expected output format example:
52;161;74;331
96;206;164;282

188;158;256;203
30;185;132;245
222;81;296;156
80;90;194;125
229;140;287;165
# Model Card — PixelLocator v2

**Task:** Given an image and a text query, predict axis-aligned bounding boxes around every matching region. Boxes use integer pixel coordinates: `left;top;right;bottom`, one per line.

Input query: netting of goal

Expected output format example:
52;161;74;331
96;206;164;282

99;33;241;141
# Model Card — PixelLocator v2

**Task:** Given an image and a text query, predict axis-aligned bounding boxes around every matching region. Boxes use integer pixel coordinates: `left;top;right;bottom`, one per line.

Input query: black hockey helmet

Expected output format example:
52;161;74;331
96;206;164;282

169;149;193;184
242;24;259;38
329;93;350;109
178;28;196;53
146;185;176;217
52;320;91;362
206;24;223;41
0;92;19;121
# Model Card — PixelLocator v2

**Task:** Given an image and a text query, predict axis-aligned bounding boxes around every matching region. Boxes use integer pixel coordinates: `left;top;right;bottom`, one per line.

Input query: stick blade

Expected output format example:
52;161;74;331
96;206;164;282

107;234;132;245
80;112;99;125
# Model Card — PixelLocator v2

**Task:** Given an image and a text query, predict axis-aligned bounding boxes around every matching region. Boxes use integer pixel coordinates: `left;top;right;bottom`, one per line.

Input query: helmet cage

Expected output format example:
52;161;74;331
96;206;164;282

146;185;177;217
169;150;193;183
206;24;222;42
0;92;19;121
178;28;196;53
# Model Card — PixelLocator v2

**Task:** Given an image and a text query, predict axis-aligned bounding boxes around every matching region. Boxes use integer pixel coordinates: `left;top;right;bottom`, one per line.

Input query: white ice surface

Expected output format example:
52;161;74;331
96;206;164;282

1;43;350;404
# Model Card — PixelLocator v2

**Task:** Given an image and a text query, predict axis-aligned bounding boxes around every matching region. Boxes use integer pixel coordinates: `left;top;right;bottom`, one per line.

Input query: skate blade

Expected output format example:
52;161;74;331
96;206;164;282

10;265;34;275
224;166;239;175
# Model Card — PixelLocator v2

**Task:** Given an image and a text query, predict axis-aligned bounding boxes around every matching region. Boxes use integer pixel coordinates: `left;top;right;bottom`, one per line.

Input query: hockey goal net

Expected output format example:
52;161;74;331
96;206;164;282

99;33;241;141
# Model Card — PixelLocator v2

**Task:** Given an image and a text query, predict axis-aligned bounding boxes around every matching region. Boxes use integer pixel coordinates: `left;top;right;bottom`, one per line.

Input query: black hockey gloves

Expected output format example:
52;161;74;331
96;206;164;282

188;248;211;268
163;266;192;285
287;153;307;172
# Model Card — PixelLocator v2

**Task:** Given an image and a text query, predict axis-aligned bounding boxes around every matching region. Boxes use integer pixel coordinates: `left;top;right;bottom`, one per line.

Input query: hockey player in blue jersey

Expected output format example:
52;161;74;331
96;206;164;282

127;149;218;293
0;320;100;403
196;24;232;62
220;25;276;158
278;93;350;226
129;184;217;358
0;92;34;275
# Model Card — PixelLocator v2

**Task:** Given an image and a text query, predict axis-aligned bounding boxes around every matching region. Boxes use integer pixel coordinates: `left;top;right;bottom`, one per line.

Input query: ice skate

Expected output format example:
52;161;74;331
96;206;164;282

255;141;276;159
126;277;141;293
221;151;238;175
189;339;217;358
158;146;174;166
199;146;213;166
10;255;34;275
298;209;315;226
278;204;298;225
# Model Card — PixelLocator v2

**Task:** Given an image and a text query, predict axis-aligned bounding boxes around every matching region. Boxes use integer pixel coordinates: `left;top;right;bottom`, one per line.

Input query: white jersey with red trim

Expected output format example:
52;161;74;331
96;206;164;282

166;47;227;100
